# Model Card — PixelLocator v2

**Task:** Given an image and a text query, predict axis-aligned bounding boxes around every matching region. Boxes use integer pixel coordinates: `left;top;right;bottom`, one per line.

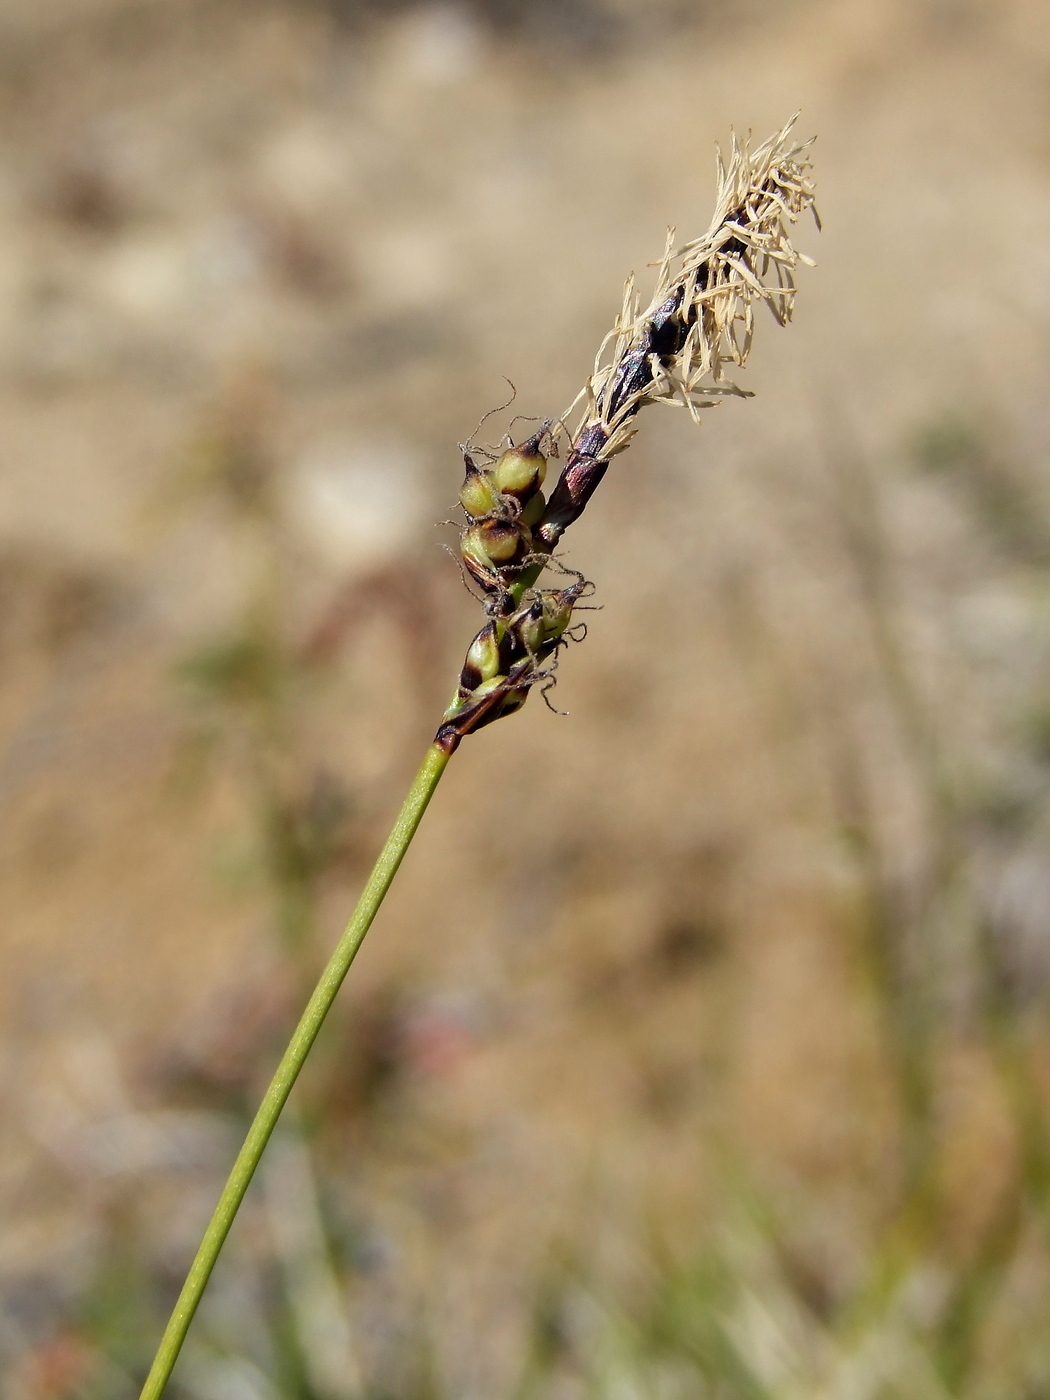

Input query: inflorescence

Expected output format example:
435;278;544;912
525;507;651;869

435;117;817;754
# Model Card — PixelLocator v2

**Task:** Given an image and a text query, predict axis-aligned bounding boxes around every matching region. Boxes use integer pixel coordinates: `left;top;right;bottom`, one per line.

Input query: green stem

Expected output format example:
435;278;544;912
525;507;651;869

510;557;548;605
139;742;452;1400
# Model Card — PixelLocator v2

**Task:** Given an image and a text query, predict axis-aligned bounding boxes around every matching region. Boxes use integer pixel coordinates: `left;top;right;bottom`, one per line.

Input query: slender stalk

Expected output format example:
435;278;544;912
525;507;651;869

139;742;451;1400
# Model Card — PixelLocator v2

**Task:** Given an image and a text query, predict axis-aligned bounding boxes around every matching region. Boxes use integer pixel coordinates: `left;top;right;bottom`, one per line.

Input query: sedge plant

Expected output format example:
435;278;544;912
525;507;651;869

139;117;817;1398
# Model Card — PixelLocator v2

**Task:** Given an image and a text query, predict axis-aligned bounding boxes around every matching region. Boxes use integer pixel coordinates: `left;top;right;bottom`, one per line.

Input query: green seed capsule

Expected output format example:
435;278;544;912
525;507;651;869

463;622;503;685
493;441;547;502
461;526;495;572
521;490;546;527
460;519;532;593
541;591;575;641
478;517;530;564
459;461;497;518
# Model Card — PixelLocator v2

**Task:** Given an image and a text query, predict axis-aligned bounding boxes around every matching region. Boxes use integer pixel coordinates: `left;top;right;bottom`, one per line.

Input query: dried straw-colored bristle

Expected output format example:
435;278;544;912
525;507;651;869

535;117;817;547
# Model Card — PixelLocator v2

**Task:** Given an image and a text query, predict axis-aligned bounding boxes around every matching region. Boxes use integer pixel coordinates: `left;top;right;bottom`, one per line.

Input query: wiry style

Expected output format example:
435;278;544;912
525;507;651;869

436;118;817;753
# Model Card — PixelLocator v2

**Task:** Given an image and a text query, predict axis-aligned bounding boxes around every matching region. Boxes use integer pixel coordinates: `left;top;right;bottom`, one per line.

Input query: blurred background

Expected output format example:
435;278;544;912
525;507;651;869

2;0;1050;1395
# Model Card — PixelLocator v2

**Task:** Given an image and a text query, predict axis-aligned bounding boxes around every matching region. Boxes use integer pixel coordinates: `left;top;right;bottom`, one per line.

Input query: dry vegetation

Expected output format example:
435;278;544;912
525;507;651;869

3;0;1050;1396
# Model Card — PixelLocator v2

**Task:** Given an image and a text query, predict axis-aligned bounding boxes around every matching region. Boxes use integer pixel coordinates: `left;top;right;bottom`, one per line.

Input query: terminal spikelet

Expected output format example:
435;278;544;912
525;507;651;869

538;115;817;545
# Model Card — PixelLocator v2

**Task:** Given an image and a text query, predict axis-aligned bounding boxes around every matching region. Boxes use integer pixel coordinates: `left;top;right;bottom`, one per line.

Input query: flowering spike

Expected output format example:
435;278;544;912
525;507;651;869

437;118;815;753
